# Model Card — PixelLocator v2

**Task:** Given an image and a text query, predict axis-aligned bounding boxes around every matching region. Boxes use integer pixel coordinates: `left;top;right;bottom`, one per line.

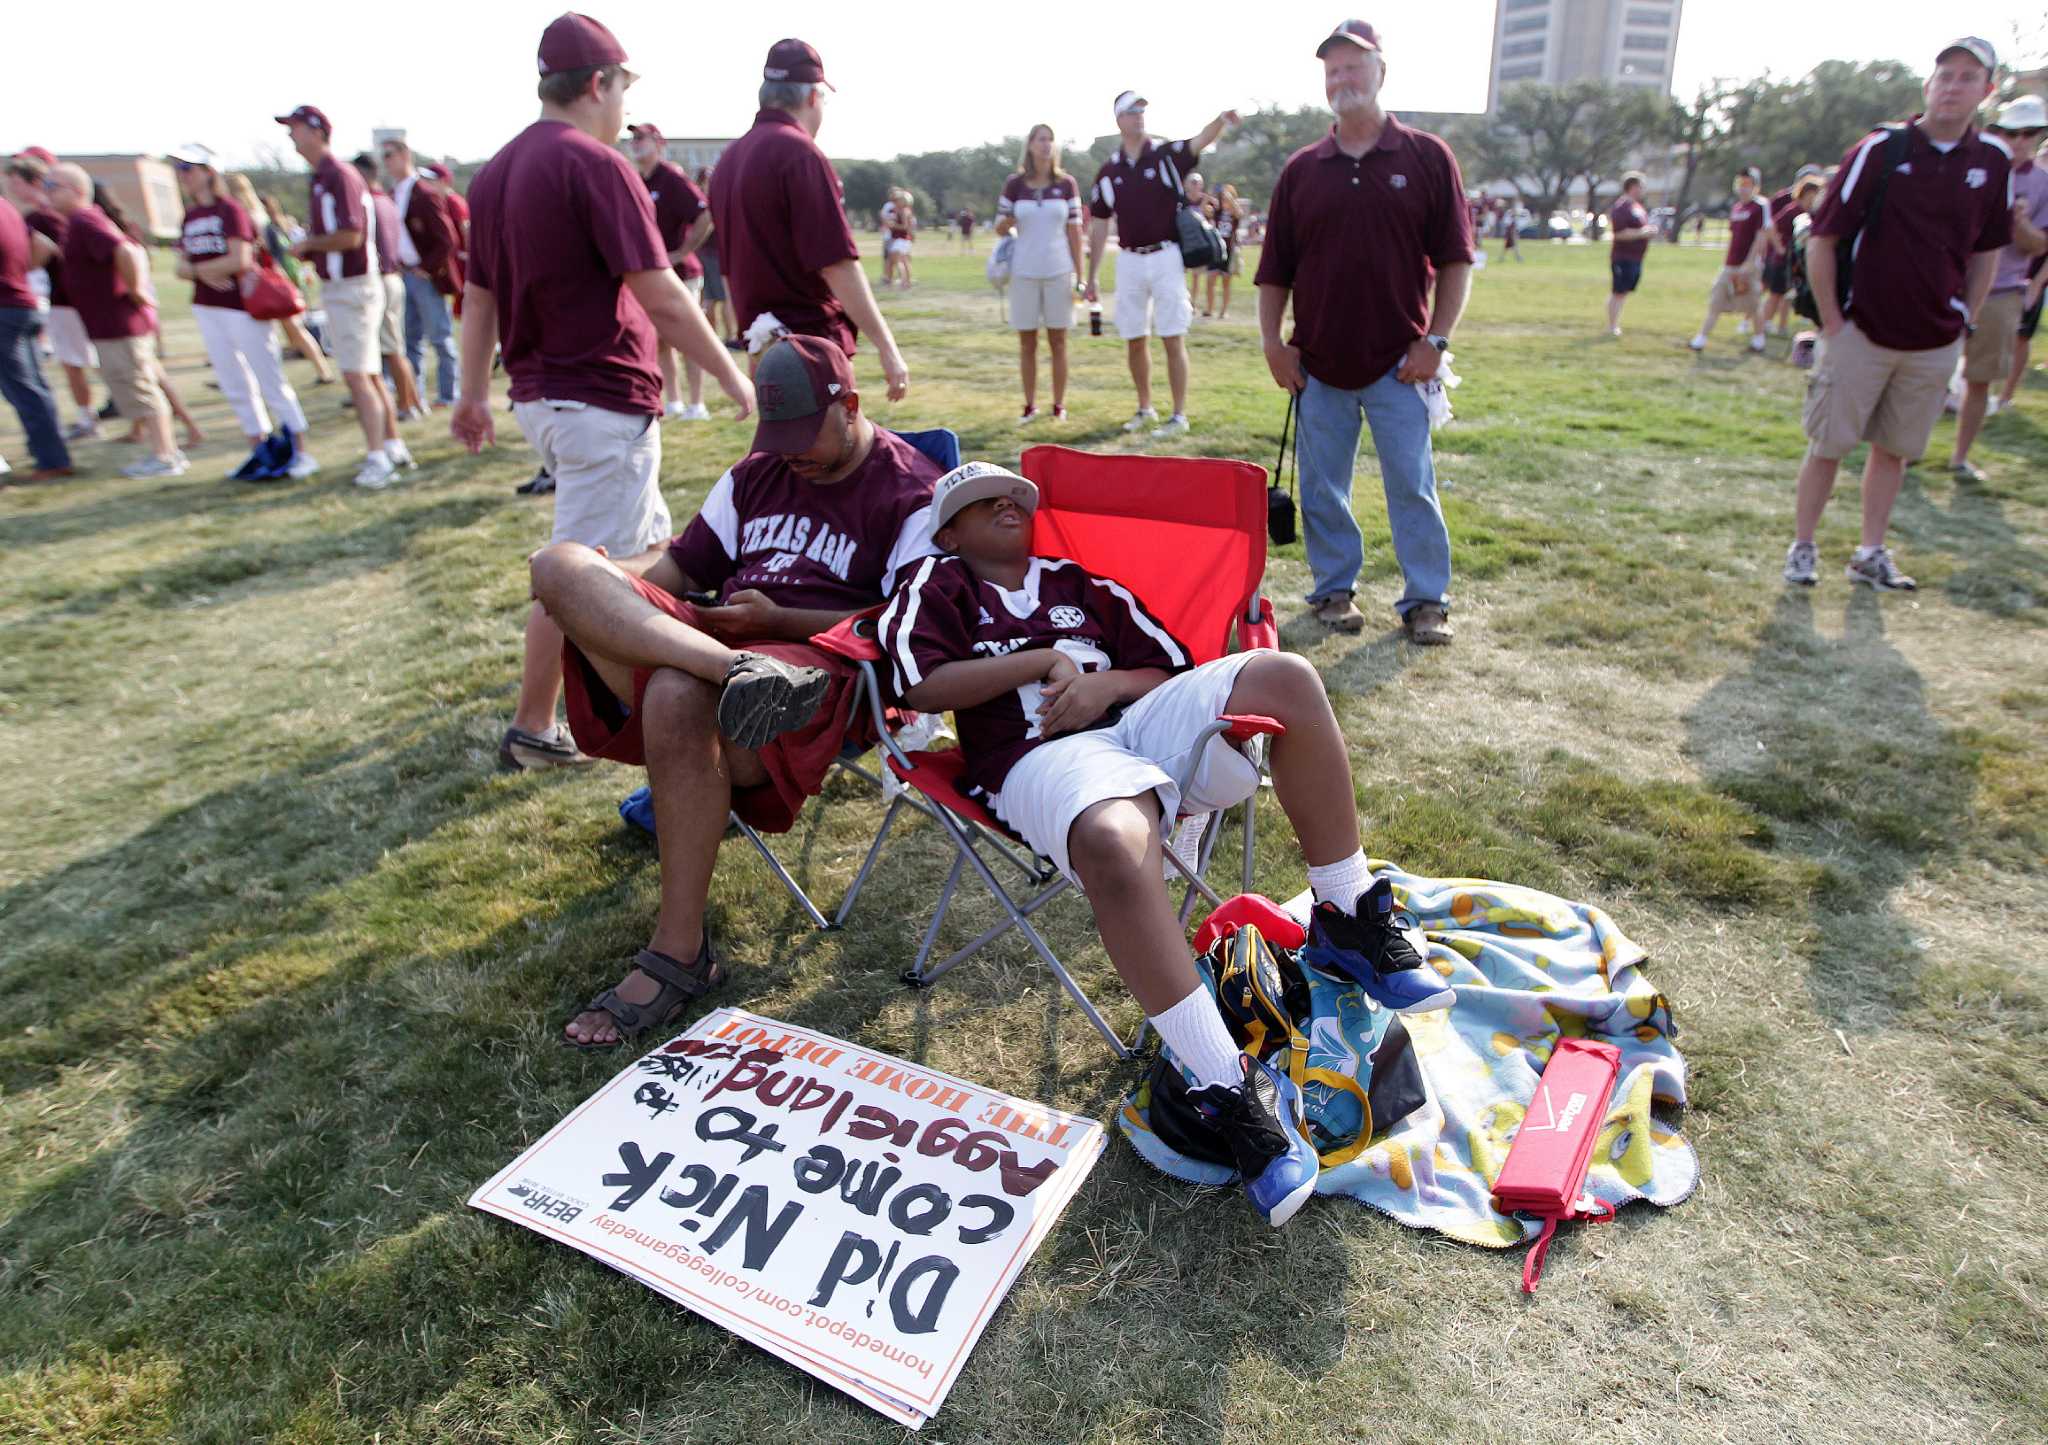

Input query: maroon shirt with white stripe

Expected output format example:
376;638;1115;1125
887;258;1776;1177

667;428;940;612
1811;118;2014;352
180;197;258;310
1723;195;1771;265
1089;137;1199;250
308;152;373;280
643;160;707;281
878;555;1189;801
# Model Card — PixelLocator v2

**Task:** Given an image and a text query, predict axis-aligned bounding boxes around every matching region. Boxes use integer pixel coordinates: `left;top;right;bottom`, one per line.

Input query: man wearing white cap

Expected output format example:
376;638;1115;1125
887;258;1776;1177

1784;37;2012;591
1949;93;2048;482
1084;90;1240;437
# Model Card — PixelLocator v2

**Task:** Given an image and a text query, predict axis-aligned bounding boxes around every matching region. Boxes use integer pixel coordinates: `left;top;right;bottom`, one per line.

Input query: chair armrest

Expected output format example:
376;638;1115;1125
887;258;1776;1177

1220;713;1286;743
1240;596;1277;653
811;605;886;663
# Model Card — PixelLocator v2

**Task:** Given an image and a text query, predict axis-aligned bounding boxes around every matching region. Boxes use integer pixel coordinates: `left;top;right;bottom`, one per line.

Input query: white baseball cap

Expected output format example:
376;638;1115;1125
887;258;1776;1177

1113;90;1148;117
932;461;1039;531
167;142;218;168
1996;94;2047;131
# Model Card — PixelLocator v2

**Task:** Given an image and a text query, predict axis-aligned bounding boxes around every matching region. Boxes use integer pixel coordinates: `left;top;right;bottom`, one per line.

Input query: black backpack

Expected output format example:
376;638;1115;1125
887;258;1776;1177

1159;152;1226;270
1793;125;1909;324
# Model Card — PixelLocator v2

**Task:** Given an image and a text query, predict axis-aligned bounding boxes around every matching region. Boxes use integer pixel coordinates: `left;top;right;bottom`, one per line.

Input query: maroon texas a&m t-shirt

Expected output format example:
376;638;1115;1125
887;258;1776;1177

308;152;373;281
1812;119;2014;352
0;201;37;310
467;120;671;416
61;204;155;340
180;197;258;310
1089;136;1199;250
708;110;862;354
1723;194;1771;266
667;427;940;611
878;555;1190;804
643;160;707;281
1609;198;1650;262
26;210;68;307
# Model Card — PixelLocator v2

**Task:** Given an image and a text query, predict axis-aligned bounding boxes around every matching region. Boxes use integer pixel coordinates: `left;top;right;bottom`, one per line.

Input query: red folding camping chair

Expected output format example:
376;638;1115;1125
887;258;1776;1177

820;444;1280;1056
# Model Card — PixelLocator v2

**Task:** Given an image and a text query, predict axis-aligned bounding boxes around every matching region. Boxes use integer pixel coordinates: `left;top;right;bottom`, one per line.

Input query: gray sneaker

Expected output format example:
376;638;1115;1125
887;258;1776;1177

1845;546;1915;591
717;652;832;750
121;452;189;479
499;724;592;771
1782;540;1818;587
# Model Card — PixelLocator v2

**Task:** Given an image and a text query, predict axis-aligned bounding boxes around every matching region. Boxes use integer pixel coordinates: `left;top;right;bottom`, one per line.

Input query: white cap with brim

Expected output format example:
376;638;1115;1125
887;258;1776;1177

167;143;218;167
1113;90;1148;117
932;461;1039;531
1996;95;2047;131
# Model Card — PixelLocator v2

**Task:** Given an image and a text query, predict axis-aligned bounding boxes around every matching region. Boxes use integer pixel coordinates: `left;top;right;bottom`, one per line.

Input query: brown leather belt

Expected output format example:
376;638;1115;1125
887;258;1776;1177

1123;242;1168;254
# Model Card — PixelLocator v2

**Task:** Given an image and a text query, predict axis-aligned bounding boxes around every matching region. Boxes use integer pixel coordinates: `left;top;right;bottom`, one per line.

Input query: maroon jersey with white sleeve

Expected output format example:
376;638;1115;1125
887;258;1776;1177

1724;195;1771;265
878;555;1190;801
667;428;940;612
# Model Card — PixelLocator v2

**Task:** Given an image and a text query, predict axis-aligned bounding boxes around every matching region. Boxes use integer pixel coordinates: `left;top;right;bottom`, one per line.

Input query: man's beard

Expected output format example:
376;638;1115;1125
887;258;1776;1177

1331;87;1373;115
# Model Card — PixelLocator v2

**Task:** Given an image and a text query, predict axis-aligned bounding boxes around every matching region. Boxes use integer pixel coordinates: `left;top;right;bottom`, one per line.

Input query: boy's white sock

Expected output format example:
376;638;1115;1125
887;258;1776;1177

1307;850;1374;914
1148;986;1244;1091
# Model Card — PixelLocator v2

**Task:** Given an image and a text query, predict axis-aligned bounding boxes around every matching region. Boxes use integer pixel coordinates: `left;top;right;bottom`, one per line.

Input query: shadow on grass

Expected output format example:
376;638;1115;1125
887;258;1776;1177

1685;588;1974;1029
1891;467;2046;621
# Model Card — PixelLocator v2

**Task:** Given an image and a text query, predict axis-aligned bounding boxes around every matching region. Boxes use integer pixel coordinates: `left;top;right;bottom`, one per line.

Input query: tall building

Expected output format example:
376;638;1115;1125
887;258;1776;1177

1488;0;1685;110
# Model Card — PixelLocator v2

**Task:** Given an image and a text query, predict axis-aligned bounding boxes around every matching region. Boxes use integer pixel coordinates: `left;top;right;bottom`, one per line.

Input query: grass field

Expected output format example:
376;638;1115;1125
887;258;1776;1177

2;237;2045;1443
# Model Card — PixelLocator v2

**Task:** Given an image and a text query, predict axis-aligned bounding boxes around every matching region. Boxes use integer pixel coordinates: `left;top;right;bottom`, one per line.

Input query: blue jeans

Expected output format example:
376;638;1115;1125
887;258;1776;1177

1296;367;1451;617
402;271;458;404
0;306;70;472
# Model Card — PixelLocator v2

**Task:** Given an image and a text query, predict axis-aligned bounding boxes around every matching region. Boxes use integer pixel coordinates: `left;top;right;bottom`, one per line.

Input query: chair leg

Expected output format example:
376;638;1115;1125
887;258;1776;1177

907;851;968;982
923;873;1071;982
834;794;910;927
731;811;831;930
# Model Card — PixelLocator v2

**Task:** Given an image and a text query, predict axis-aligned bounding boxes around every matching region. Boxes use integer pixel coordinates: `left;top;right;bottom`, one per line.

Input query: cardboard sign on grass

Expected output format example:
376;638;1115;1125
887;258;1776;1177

470;1008;1106;1428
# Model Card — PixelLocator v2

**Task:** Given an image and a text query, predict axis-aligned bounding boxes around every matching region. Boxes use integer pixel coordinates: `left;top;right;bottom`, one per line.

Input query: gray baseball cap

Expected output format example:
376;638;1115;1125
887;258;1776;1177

932;461;1039;531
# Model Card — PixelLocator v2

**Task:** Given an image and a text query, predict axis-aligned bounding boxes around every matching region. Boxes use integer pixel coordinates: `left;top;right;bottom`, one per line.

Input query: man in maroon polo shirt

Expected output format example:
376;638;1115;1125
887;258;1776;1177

709;39;908;400
1255;20;1472;644
275;105;404;487
453;12;756;772
1783;36;2012;592
528;336;940;1047
1606;171;1655;336
1084;90;1240;437
1689;167;1772;354
628;122;714;421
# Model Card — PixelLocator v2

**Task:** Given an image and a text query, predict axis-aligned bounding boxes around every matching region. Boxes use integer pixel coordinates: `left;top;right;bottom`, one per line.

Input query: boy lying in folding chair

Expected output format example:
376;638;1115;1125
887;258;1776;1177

878;462;1455;1228
529;336;941;1049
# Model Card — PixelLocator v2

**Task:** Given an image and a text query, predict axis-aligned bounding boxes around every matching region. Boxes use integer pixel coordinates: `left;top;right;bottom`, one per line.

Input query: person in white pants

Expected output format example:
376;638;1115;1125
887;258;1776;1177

170;145;316;479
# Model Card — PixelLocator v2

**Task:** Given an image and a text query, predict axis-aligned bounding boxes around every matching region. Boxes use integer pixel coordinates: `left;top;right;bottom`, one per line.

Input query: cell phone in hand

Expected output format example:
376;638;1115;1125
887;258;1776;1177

681;590;720;607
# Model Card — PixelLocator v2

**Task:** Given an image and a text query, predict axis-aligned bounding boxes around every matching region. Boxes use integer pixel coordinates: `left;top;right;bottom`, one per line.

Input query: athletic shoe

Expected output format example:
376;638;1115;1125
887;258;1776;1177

1302;877;1455;1014
121;452;189;479
515;467;555;496
1749;334;1768;354
287;451;320;480
62;417;99;441
1608;327;1622;338
1188;1055;1319;1228
1782;540;1818;587
1019;406;1041;425
353;452;397;490
717;651;832;750
1951;460;1988;484
498;723;591;771
1687;335;1707;352
1311;593;1366;634
1845;546;1915;591
1151;414;1190;438
1051;405;1068;422
664;400;689;419
1121;407;1160;433
384;439;418;471
1735;318;1751;337
677;403;710;421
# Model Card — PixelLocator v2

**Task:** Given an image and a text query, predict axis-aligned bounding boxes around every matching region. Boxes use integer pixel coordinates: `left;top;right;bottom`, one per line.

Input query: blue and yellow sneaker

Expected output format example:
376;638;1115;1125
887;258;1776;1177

1302;877;1456;1014
1190;1054;1319;1227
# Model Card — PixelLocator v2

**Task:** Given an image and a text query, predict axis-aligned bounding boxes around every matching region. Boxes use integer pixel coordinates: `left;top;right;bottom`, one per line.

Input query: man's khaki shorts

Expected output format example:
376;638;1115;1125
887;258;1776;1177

1709;264;1761;314
1963;289;2023;384
378;274;405;356
512;398;672;558
323;273;384;375
1802;321;1961;462
97;333;168;422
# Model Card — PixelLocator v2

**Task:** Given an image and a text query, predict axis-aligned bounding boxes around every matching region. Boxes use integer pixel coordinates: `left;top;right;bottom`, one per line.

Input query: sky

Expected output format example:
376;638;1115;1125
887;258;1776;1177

14;2;2045;170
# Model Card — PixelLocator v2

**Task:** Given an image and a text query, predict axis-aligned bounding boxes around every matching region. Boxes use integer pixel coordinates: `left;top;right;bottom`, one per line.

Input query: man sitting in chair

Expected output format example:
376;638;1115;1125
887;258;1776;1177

877;461;1453;1228
530;335;940;1049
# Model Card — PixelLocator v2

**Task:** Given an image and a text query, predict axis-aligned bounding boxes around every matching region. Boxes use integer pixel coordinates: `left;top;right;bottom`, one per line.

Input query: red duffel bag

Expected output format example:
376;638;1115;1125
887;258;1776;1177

240;250;304;321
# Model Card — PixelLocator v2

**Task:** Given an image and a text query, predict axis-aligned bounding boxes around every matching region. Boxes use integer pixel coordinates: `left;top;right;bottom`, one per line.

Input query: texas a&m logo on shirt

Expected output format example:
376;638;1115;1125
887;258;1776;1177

737;512;862;581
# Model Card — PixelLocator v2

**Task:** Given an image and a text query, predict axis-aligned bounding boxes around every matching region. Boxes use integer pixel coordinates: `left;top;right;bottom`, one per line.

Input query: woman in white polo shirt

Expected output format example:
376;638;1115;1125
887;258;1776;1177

995;124;1083;424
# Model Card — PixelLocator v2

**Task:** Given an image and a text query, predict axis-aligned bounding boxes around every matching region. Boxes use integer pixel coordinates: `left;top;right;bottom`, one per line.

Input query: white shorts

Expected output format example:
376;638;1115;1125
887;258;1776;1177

886;237;913;257
513;398;673;557
1009;273;1076;332
991;652;1264;886
322;273;384;375
46;306;96;369
1113;244;1192;340
378;274;405;355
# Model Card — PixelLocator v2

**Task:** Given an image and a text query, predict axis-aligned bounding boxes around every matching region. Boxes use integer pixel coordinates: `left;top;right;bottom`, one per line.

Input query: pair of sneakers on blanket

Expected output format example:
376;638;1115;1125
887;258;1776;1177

879;462;1456;1230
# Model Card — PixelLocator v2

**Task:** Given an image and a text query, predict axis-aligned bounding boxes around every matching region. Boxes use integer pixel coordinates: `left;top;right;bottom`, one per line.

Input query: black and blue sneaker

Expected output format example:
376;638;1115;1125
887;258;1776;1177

1302;876;1455;1014
1189;1054;1319;1228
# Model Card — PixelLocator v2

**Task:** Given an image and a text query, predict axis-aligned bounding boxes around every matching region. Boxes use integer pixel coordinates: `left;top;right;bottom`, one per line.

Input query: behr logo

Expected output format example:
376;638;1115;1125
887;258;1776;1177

1048;605;1086;629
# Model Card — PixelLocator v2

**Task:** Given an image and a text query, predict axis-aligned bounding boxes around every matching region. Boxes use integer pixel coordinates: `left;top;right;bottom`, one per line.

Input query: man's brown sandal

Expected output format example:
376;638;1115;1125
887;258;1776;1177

565;938;725;1051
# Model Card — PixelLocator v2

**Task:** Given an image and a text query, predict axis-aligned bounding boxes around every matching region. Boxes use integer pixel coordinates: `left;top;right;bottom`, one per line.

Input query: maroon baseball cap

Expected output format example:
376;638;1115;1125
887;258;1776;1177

274;105;332;135
764;38;833;90
17;146;57;166
423;162;452;180
751;335;856;454
1316;19;1383;57
539;12;629;75
628;122;665;144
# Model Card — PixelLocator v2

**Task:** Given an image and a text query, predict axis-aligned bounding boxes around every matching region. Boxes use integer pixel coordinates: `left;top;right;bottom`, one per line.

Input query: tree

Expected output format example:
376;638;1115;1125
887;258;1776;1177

1666;82;1737;235
1718;61;1926;187
1458;82;1612;216
1570;85;1672;225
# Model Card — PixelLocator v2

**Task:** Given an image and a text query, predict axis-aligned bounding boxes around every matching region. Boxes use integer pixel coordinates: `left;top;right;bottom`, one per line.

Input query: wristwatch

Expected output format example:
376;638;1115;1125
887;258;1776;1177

1425;334;1450;353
